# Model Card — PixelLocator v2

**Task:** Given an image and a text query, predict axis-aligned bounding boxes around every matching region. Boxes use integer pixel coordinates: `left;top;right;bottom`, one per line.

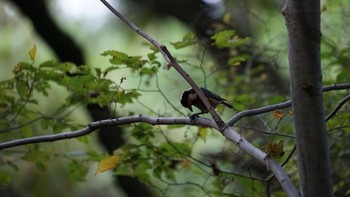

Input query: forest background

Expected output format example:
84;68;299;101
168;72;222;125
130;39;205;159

0;0;349;196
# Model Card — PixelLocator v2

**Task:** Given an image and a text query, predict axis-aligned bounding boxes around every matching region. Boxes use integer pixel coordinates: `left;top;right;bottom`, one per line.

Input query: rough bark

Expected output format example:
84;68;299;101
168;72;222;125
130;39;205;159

282;1;333;196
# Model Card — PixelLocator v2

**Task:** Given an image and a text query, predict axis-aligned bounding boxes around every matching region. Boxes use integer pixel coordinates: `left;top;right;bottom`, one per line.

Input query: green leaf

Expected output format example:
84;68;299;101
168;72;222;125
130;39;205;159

94;67;102;78
102;66;120;77
37;70;62;84
57;62;79;73
7;161;19;171
35;81;51;96
211;30;251;49
131;123;154;144
268;95;288;105
167;124;187;129
101;50;146;69
0;79;15;90
102;50;128;64
171;32;197;49
146;44;160;61
139;66;158;76
164;167;176;181
17;62;34;71
228;54;249;66
21;125;33;138
52;121;69;134
152;165;162;179
135;161;152;183
21;151;51;163
114;162;132;176
68;161;88;182
39;60;57;68
336;68;350;82
87;151;104;161
36;162;46;172
160;142;192;156
77;135;89;144
21;151;51;171
111;89;141;106
0;171;12;187
235;177;264;196
234;94;256;109
147;52;157;62
16;79;29;99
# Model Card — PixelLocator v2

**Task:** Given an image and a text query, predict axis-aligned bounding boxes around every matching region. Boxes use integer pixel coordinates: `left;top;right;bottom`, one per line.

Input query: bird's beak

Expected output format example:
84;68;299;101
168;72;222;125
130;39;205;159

189;106;193;112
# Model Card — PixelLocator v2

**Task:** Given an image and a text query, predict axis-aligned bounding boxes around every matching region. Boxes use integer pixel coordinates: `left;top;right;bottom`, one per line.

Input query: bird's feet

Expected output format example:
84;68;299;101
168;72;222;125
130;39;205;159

189;112;203;120
189;114;198;120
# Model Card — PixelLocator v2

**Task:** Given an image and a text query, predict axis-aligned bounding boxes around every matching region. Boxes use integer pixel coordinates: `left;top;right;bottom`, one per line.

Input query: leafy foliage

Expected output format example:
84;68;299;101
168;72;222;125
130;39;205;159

211;30;251;49
170;32;198;49
1;13;350;196
0;46;147;193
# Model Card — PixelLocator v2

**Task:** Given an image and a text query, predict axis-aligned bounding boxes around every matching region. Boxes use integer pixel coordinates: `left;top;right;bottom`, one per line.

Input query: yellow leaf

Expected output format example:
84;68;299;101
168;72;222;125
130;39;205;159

222;13;231;24
266;140;285;159
29;44;37;62
198;127;208;142
182;158;191;169
273;109;283;119
95;154;122;174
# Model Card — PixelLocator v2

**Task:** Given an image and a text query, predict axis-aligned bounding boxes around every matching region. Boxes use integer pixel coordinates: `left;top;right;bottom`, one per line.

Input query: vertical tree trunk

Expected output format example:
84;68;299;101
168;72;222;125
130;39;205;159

282;1;333;196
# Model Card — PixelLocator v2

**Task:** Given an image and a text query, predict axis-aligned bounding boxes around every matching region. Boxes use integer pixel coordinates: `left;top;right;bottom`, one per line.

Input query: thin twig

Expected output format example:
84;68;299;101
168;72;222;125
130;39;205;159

100;0;169;63
326;94;350;121
235;124;295;139
154;73;184;115
228;100;292;126
228;83;350;126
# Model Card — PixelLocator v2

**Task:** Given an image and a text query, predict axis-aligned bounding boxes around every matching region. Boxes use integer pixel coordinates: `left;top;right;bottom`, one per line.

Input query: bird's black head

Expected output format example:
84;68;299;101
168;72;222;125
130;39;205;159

180;89;193;112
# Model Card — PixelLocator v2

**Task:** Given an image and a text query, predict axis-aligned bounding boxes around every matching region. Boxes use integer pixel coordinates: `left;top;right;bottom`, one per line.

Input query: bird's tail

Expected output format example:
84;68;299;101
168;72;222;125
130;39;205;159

220;101;233;108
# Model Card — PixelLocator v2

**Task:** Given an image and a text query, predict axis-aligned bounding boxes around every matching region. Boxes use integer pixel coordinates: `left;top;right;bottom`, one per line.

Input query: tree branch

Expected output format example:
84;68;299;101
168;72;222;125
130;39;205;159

326;94;350;121
2;83;348;151
100;2;349;196
99;1;299;196
228;83;350;126
0;115;215;150
228;100;292;126
100;0;226;131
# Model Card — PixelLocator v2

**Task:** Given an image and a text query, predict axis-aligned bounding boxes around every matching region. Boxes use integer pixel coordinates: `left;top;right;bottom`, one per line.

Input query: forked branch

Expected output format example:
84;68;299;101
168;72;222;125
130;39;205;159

99;0;299;196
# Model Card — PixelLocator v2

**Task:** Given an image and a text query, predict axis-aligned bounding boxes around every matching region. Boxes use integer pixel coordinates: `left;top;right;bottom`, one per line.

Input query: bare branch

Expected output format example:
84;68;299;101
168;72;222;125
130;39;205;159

228;100;292;126
3;83;348;150
323;83;350;92
228;83;350;126
0;115;216;150
235;124;295;139
326;94;350;121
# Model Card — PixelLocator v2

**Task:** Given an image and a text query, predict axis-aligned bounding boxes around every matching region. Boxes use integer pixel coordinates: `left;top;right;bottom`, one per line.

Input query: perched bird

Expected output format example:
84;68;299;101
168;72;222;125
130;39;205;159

180;87;233;118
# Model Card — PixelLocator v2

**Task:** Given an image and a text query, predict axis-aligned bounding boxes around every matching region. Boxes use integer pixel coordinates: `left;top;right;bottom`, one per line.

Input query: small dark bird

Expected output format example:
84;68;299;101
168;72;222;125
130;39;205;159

180;87;233;118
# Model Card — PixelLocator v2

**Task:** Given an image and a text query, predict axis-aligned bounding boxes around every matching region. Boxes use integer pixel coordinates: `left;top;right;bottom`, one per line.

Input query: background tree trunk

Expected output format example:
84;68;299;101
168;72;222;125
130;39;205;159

283;1;333;196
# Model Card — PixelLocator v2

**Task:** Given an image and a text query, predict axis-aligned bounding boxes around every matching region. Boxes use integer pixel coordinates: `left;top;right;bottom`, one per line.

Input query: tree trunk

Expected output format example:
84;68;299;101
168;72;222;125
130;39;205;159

282;1;333;196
